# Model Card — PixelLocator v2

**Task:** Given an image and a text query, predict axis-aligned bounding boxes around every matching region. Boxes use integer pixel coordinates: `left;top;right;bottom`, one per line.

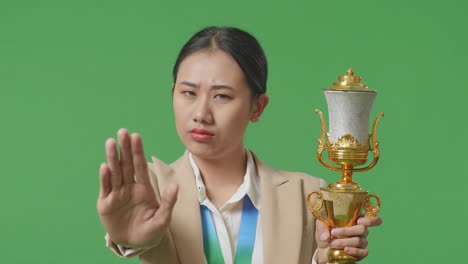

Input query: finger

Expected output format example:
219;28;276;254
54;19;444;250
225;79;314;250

106;138;122;189
331;224;368;238
118;128;135;184
99;163;112;198
315;219;331;249
344;247;368;260
131;133;149;185
357;216;383;227
329;236;368;250
153;184;179;225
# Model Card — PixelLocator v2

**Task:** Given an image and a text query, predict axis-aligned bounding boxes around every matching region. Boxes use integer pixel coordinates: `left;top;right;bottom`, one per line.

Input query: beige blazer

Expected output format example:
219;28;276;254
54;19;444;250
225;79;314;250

109;151;325;264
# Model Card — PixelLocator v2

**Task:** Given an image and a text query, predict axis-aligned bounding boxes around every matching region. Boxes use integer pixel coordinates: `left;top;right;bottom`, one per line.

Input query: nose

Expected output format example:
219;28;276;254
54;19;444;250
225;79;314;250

192;96;213;124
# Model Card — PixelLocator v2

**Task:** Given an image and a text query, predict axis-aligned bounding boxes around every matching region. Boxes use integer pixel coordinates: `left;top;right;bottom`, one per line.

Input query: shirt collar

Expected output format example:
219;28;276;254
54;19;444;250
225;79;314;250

189;150;261;211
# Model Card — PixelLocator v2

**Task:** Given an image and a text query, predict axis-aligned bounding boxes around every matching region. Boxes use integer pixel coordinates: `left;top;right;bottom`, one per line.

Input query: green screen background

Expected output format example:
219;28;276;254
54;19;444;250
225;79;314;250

1;0;467;263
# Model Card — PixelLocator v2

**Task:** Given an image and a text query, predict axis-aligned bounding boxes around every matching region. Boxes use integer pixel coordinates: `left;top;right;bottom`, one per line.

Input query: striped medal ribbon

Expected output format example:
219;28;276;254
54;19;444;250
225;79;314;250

200;195;258;264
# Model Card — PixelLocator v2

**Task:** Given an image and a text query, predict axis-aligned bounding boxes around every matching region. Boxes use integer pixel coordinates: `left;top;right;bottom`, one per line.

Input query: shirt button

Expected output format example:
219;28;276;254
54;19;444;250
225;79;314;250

198;187;206;201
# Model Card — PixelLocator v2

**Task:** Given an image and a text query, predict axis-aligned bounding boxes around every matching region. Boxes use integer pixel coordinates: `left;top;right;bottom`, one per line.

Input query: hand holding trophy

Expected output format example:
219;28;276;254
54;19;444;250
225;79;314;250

308;69;383;264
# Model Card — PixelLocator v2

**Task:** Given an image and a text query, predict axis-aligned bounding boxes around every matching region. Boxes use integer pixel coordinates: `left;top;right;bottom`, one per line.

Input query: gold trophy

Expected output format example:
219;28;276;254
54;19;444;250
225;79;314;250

307;69;383;264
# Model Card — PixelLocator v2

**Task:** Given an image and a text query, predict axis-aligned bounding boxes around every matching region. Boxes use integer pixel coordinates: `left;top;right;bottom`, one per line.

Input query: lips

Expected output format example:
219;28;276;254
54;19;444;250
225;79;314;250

190;128;215;141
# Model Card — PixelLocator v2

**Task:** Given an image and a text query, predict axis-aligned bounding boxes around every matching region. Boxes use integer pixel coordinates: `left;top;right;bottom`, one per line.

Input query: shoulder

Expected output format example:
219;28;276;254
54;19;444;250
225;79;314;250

275;169;327;189
250;150;326;189
147;151;189;177
146;152;190;196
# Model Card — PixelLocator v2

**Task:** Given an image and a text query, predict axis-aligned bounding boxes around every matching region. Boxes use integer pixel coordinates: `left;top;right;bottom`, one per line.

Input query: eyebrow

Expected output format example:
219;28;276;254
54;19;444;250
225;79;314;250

179;81;235;91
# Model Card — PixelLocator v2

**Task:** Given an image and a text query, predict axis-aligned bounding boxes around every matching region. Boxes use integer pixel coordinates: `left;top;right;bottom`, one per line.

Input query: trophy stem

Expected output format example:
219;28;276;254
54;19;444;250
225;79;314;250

341;164;355;184
331;163;360;190
328;163;361;190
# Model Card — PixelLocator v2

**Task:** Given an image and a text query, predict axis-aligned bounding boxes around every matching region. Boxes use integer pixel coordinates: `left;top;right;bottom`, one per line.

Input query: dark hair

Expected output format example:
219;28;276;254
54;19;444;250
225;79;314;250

172;26;268;97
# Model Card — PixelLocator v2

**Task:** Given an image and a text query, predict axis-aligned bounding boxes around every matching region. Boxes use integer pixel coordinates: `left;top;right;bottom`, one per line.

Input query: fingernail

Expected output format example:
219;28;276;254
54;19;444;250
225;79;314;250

357;218;364;225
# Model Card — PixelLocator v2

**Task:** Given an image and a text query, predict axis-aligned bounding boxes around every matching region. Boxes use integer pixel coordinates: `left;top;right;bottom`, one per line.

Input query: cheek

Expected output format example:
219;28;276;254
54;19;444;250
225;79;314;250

218;105;251;134
173;99;188;133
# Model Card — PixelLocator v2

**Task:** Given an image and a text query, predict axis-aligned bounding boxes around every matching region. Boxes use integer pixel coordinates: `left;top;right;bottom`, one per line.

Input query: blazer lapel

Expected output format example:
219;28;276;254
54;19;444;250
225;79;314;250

153;153;206;264
252;152;304;264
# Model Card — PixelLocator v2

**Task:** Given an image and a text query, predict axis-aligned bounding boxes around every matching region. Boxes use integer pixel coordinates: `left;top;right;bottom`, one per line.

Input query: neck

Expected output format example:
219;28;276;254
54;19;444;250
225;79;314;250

193;147;247;208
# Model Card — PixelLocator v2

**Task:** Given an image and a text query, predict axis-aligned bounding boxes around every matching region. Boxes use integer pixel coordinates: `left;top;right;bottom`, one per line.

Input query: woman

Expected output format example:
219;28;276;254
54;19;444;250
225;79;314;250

97;27;382;264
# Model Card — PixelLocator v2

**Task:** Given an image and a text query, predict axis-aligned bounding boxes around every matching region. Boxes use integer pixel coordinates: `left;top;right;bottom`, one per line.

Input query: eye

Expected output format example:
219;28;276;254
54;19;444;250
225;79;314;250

214;94;231;100
182;90;196;97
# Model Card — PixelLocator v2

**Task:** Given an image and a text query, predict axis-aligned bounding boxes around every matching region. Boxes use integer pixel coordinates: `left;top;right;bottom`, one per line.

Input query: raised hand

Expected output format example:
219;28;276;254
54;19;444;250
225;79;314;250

97;128;179;249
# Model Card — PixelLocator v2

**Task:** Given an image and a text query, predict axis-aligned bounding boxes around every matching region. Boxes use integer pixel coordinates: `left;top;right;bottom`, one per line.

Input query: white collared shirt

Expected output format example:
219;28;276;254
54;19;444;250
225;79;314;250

189;150;263;264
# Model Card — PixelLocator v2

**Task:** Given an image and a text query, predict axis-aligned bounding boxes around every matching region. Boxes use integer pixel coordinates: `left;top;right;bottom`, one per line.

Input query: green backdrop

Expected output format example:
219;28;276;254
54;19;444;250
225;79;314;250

1;0;467;263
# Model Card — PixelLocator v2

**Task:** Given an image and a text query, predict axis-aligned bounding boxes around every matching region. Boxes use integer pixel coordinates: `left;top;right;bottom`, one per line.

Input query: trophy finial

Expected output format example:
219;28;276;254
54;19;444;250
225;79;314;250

327;68;372;91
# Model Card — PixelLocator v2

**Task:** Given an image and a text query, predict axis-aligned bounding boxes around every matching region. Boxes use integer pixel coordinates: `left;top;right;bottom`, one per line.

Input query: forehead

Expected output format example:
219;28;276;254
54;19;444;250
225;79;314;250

176;50;247;87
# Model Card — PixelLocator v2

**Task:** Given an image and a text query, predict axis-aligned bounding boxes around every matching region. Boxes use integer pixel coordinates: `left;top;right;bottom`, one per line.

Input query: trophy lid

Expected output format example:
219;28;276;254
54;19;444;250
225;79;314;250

325;69;375;92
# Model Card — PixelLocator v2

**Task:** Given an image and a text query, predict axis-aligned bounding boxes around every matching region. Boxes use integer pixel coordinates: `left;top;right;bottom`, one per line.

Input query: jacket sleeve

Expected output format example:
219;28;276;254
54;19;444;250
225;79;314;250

105;233;152;258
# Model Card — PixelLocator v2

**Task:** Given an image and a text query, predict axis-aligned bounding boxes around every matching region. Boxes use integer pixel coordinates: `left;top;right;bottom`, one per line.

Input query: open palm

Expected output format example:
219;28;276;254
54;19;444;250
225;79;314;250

97;129;178;248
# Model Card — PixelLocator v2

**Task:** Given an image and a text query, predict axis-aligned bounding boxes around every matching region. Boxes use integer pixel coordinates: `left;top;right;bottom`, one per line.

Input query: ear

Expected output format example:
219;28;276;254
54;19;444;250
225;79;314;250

250;94;269;122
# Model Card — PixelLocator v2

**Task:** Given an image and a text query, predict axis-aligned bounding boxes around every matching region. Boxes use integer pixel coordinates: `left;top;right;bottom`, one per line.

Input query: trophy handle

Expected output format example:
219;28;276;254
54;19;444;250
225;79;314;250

315;109;341;172
306;191;328;224
353;112;384;173
363;194;381;217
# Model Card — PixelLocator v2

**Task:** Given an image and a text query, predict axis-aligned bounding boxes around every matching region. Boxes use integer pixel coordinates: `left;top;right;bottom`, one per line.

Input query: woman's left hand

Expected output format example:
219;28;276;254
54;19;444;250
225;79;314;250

315;216;383;263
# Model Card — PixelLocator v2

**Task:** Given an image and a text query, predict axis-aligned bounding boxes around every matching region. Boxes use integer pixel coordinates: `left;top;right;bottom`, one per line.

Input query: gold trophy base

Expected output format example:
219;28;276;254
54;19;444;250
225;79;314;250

327;249;358;264
308;187;380;264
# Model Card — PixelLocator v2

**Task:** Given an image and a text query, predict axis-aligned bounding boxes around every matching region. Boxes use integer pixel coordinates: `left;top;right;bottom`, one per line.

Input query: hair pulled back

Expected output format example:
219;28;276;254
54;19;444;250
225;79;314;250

172;27;268;96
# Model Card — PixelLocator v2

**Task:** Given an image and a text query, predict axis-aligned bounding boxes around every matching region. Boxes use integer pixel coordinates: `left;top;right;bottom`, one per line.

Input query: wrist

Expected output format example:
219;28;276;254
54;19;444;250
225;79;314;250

315;248;328;263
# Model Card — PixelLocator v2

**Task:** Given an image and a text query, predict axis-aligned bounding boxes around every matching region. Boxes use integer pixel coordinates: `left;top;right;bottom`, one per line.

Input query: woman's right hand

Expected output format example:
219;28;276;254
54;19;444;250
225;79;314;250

97;128;179;249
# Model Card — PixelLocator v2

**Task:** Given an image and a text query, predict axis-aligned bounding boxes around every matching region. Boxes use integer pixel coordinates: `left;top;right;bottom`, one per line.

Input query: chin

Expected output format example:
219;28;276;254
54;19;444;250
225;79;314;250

188;147;221;161
183;140;219;159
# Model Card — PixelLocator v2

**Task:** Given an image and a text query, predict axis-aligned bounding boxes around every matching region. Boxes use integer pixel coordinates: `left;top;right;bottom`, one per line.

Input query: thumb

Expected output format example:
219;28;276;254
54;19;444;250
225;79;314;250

315;219;330;249
160;183;179;211
154;183;179;223
315;219;330;262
